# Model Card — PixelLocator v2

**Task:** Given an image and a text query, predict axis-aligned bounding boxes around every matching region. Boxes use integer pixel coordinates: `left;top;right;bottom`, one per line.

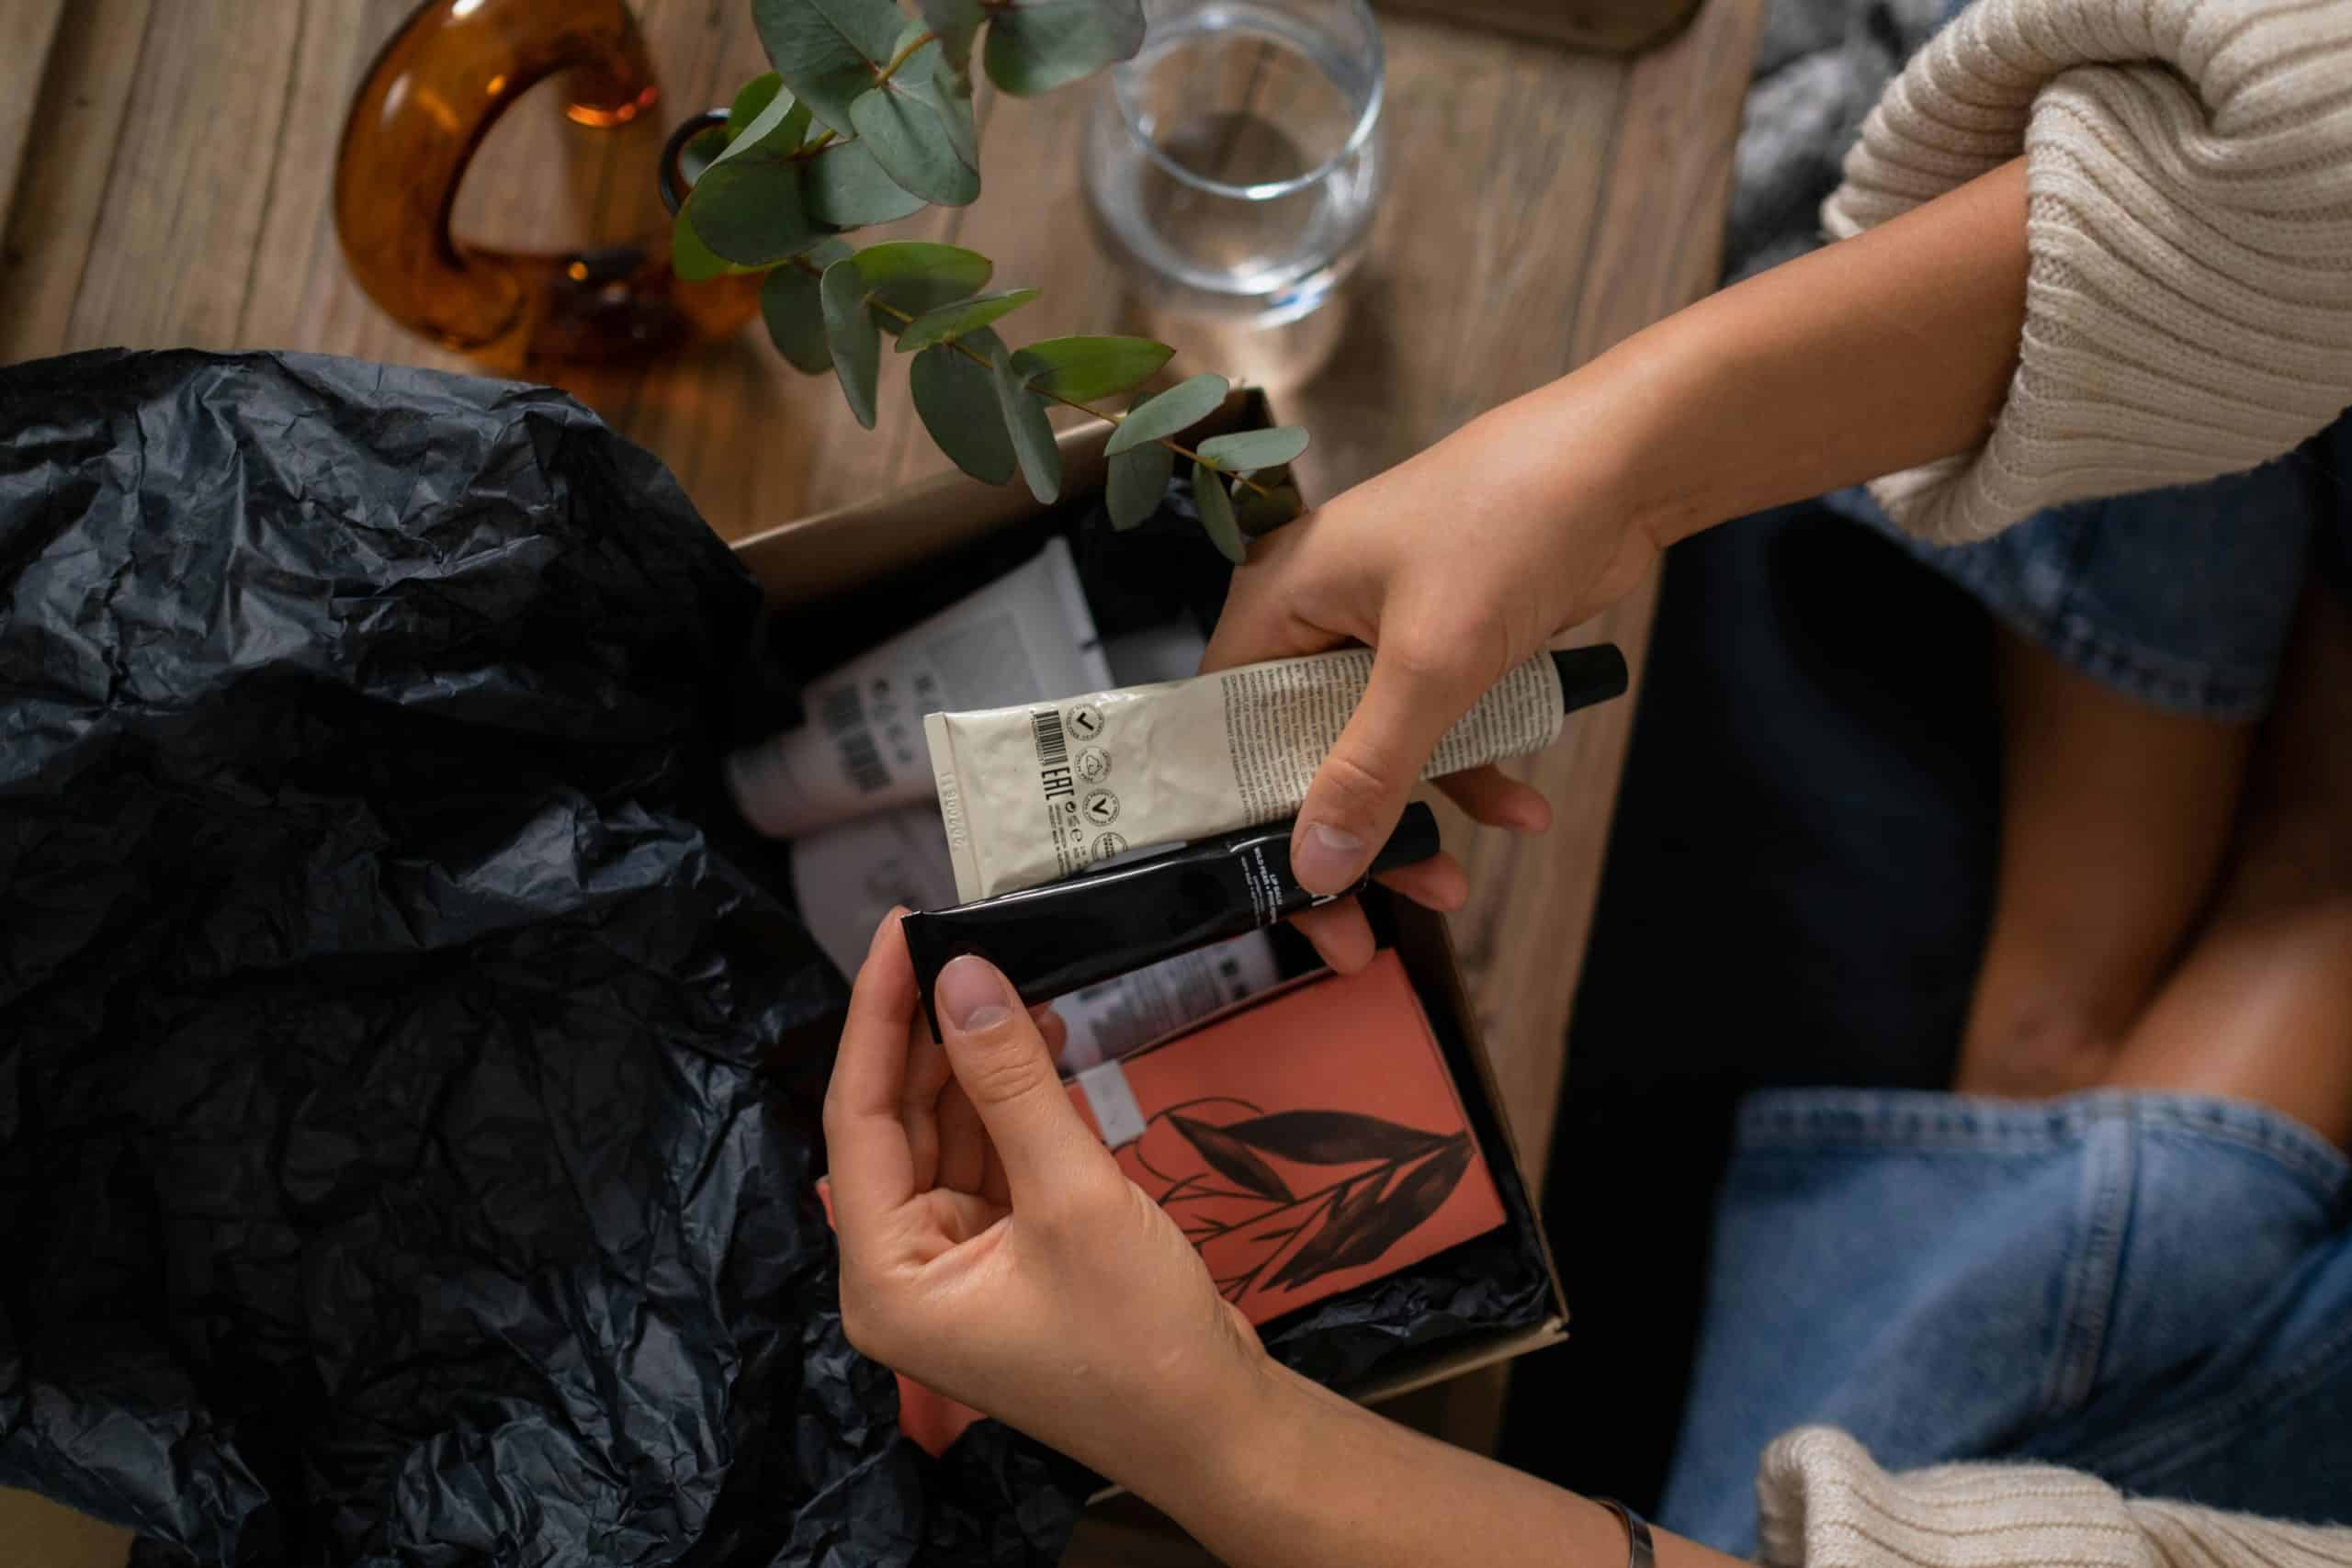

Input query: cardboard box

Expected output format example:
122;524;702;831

730;391;1570;1410
0;394;1566;1566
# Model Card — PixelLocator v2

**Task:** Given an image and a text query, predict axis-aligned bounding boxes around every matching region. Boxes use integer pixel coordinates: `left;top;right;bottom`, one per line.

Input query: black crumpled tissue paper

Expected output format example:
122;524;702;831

1;349;1554;1568
0;349;1088;1567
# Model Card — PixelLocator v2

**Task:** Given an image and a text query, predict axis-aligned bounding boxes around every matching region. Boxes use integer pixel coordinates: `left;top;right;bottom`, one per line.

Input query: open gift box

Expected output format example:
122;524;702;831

729;390;1569;1461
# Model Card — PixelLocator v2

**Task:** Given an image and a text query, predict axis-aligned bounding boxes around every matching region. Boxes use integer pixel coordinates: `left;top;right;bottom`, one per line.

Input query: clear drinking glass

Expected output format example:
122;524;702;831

1082;0;1385;378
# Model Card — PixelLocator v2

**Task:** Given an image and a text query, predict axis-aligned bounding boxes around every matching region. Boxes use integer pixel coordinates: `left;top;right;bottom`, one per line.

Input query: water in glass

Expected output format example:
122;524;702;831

1084;0;1384;336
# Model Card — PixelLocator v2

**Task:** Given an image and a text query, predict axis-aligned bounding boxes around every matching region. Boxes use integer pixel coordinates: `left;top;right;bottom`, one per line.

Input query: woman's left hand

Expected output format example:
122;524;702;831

824;912;1273;1488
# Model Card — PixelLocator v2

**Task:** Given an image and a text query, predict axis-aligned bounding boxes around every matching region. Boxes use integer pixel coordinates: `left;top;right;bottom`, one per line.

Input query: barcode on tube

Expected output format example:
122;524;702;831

820;686;863;735
1031;709;1068;769
821;686;890;795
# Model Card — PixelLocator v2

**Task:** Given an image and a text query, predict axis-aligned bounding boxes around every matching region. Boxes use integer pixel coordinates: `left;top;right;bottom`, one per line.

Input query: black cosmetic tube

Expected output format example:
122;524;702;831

901;804;1443;1039
1551;644;1628;713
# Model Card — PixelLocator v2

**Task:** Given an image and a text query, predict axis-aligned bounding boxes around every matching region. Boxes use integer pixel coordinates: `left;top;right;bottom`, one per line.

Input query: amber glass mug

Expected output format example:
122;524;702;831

335;0;760;365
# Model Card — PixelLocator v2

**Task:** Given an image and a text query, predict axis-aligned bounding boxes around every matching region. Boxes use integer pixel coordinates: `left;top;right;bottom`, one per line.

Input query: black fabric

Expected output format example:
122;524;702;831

1721;0;1954;283
1497;0;1993;1505
1498;502;2003;1506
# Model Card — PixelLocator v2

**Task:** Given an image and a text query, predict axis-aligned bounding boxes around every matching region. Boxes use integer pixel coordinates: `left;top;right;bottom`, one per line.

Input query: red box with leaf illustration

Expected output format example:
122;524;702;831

1074;953;1506;1323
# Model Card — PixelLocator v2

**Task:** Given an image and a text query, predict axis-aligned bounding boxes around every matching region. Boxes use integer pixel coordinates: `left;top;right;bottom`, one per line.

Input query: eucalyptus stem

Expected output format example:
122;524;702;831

717;2;1301;547
788;255;1276;498
873;28;938;83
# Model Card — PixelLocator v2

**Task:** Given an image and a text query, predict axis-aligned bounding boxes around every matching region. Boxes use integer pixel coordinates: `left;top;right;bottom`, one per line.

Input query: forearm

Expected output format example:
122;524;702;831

1135;1362;1743;1568
1501;156;2030;549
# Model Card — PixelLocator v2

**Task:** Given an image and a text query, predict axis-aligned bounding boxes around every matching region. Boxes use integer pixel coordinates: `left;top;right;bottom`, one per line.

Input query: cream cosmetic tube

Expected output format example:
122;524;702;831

728;537;1112;840
925;642;1629;901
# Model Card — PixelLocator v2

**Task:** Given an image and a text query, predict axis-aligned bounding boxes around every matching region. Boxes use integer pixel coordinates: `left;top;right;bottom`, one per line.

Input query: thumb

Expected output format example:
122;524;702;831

1293;645;1482;896
933;954;1106;1198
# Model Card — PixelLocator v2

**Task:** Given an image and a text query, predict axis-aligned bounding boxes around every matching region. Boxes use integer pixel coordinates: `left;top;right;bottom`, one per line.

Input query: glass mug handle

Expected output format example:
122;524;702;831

334;0;759;364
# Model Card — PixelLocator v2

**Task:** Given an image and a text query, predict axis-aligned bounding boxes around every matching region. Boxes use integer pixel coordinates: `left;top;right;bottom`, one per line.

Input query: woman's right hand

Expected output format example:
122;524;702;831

1205;154;2039;973
1204;384;1667;969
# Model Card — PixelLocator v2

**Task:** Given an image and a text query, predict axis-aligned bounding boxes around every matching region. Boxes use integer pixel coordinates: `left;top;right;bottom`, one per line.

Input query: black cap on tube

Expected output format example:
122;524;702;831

1367;800;1444;877
904;806;1443;1039
1552;644;1629;715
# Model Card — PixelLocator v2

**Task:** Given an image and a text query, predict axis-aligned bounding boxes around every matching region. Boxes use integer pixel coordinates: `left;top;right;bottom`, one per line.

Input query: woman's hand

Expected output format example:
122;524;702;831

826;911;1743;1568
1205;389;1664;970
824;912;1272;1487
1205;157;2032;971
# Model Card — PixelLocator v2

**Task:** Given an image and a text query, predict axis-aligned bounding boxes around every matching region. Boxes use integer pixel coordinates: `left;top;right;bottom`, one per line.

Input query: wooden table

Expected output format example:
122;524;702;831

0;0;1760;1559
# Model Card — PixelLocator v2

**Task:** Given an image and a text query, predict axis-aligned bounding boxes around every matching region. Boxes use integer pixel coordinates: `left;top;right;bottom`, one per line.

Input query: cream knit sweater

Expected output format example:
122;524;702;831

1758;1428;2352;1566
1821;0;2352;543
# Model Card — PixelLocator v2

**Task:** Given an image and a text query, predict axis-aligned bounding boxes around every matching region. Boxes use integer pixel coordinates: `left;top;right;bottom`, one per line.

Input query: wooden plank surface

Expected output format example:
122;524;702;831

1447;0;1765;1200
1392;0;1768;1471
0;0;67;224
0;0;1759;1560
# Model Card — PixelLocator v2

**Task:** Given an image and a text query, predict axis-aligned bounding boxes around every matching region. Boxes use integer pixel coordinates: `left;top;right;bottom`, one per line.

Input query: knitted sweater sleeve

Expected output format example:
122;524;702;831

1821;0;2352;544
1756;1427;2352;1568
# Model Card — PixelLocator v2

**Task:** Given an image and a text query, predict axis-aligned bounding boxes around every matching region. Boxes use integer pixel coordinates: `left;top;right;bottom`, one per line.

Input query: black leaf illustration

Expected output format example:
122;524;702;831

1217;1110;1453;1165
1264;1170;1389;1290
1168;1114;1295;1201
1270;1136;1475;1292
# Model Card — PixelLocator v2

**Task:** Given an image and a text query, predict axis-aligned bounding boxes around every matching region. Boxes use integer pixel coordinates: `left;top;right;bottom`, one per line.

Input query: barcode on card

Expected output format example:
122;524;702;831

820;685;890;795
1031;708;1068;770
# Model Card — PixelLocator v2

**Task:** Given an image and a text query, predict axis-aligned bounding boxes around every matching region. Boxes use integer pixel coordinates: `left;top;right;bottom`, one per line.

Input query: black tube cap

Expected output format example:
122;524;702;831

1552;644;1629;714
1364;802;1443;879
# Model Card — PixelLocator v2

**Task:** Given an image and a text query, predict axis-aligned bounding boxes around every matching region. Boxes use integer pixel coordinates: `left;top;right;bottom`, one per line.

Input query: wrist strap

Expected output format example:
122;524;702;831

1593;1498;1657;1568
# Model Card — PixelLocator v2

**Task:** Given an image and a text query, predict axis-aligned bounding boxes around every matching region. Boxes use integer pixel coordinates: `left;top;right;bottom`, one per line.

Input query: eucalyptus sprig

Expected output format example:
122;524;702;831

667;0;1308;559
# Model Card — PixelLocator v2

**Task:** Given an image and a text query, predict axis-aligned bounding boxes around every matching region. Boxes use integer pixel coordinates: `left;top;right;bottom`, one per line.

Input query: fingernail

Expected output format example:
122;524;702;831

1293;821;1364;894
936;953;1012;1032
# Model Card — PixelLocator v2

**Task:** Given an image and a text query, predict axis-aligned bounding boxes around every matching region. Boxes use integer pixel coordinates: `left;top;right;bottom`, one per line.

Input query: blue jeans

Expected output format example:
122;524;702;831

1659;1089;2352;1553
1826;412;2351;720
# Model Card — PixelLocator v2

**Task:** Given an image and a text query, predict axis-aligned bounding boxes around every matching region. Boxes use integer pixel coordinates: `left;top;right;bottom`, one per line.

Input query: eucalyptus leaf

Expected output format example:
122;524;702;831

911;326;1018;484
917;53;981;168
672;207;737;283
1011;334;1174;401
992;341;1061;502
682;122;734;188
761;239;849;372
845;241;993;323
1107;440;1173;529
713;82;810;166
683;157;812;265
983;0;1147;96
1193;460;1246;563
916;0;984;71
894;288;1040;353
1235;476;1306;535
849;38;979;206
753;0;905;133
801;139;929;226
820;256;884;427
1105;372;1228;455
729;73;785;137
1196;424;1309;472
